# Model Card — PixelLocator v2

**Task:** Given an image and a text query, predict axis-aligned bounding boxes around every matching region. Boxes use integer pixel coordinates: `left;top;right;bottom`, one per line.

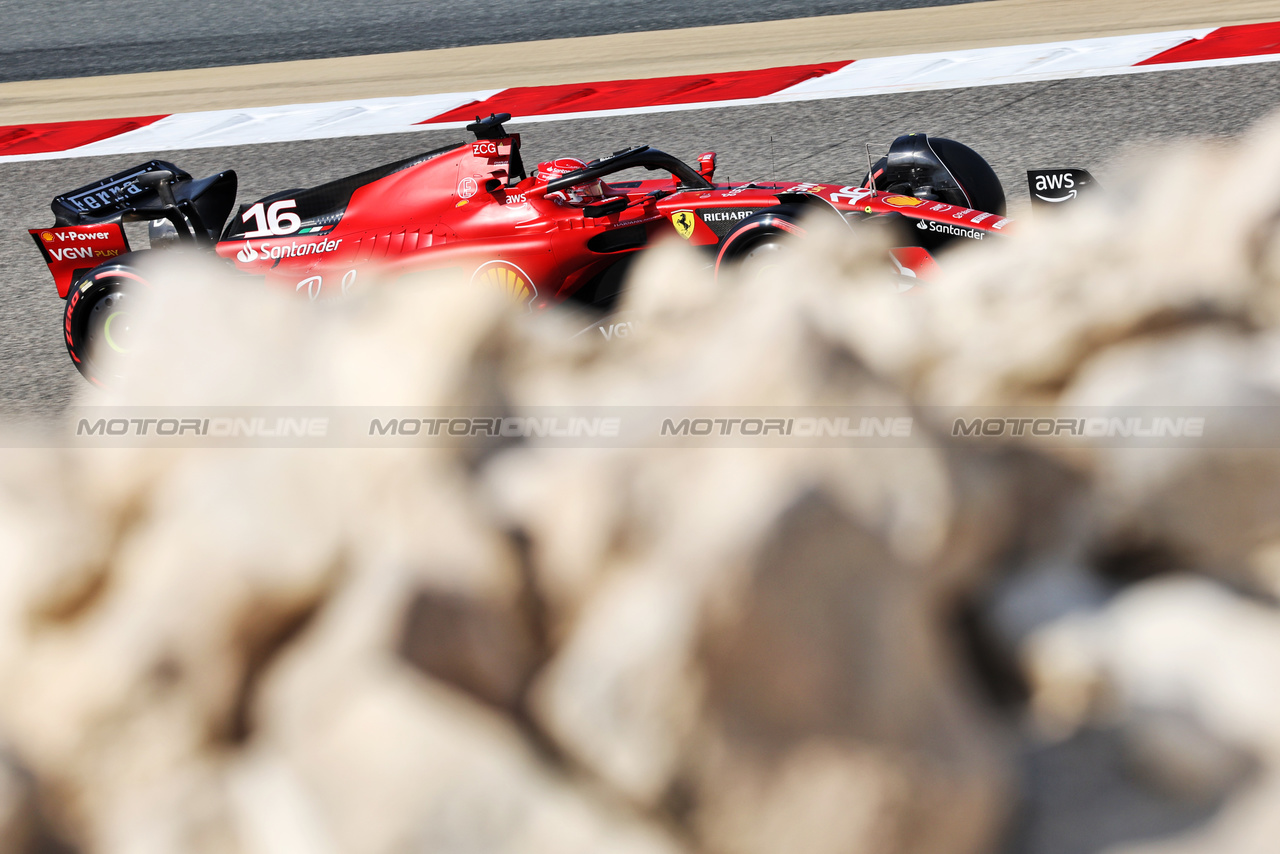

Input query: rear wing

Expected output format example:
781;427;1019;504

32;160;237;297
53;160;184;225
50;159;237;240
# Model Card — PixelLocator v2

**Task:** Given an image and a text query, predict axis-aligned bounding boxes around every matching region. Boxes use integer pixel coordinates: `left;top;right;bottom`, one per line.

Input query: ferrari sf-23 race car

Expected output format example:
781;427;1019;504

31;112;1019;384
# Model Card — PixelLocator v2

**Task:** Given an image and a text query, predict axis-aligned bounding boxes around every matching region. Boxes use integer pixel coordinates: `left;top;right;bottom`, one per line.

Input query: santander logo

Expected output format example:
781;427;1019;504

236;242;259;263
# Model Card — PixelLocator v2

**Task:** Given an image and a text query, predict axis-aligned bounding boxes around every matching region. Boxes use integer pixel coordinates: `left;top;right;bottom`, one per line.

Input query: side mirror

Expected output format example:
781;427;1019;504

697;152;717;182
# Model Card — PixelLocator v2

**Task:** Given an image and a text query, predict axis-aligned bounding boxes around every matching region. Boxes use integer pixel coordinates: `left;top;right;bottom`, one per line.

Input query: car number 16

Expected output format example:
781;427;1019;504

241;199;302;237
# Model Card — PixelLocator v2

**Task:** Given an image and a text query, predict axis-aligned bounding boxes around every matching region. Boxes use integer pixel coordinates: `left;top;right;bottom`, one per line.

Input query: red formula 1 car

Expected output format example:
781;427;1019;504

30;113;1013;384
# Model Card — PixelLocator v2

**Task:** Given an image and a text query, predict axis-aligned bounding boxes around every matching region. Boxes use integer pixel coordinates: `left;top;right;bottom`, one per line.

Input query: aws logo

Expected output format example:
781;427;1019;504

472;261;537;309
1033;172;1076;202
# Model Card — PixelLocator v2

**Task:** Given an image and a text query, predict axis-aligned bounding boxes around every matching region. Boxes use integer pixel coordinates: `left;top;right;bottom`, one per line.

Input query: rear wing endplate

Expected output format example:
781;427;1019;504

29;224;130;298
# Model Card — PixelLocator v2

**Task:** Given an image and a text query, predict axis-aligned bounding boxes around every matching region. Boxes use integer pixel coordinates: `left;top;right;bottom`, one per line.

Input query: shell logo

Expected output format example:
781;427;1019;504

883;195;926;208
471;261;537;309
41;231;54;242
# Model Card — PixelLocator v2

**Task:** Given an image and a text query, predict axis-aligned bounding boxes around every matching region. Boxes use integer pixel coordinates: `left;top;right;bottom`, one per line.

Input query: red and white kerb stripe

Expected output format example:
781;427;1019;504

2;21;1278;162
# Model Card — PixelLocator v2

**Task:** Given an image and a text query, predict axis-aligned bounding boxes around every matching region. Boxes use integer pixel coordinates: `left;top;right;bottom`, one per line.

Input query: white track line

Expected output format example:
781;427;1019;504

2;25;1277;163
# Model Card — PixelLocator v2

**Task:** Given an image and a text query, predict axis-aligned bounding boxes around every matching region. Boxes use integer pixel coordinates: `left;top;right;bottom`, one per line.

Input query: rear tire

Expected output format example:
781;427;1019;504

64;261;151;386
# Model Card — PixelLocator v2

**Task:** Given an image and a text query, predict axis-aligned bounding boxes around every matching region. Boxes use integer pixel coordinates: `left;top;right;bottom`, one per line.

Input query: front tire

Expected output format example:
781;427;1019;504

714;204;808;281
735;235;790;281
864;134;1006;216
927;137;1006;216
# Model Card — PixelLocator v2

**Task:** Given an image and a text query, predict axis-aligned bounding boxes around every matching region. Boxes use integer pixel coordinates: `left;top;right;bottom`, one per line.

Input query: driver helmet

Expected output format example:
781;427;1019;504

535;157;605;201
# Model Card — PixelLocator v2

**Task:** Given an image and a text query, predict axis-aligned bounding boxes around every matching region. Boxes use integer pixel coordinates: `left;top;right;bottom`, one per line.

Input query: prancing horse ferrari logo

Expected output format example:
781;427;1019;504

671;210;696;240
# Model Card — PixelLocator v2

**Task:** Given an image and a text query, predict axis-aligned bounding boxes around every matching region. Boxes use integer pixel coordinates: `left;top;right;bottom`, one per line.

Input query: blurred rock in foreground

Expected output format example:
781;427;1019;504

8;113;1280;853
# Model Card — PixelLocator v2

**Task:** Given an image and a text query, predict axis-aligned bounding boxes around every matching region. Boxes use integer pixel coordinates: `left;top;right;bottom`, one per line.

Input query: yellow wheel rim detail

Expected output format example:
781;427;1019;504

103;311;131;353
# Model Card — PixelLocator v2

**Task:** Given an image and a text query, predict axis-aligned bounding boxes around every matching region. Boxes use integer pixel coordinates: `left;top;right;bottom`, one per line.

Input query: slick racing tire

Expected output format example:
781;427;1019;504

714;204;808;282
928;137;1006;215
63;257;152;386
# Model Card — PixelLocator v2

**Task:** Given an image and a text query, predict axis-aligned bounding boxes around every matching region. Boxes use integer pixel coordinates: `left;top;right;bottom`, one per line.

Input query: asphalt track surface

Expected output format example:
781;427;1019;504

5;59;1280;419
0;0;982;82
